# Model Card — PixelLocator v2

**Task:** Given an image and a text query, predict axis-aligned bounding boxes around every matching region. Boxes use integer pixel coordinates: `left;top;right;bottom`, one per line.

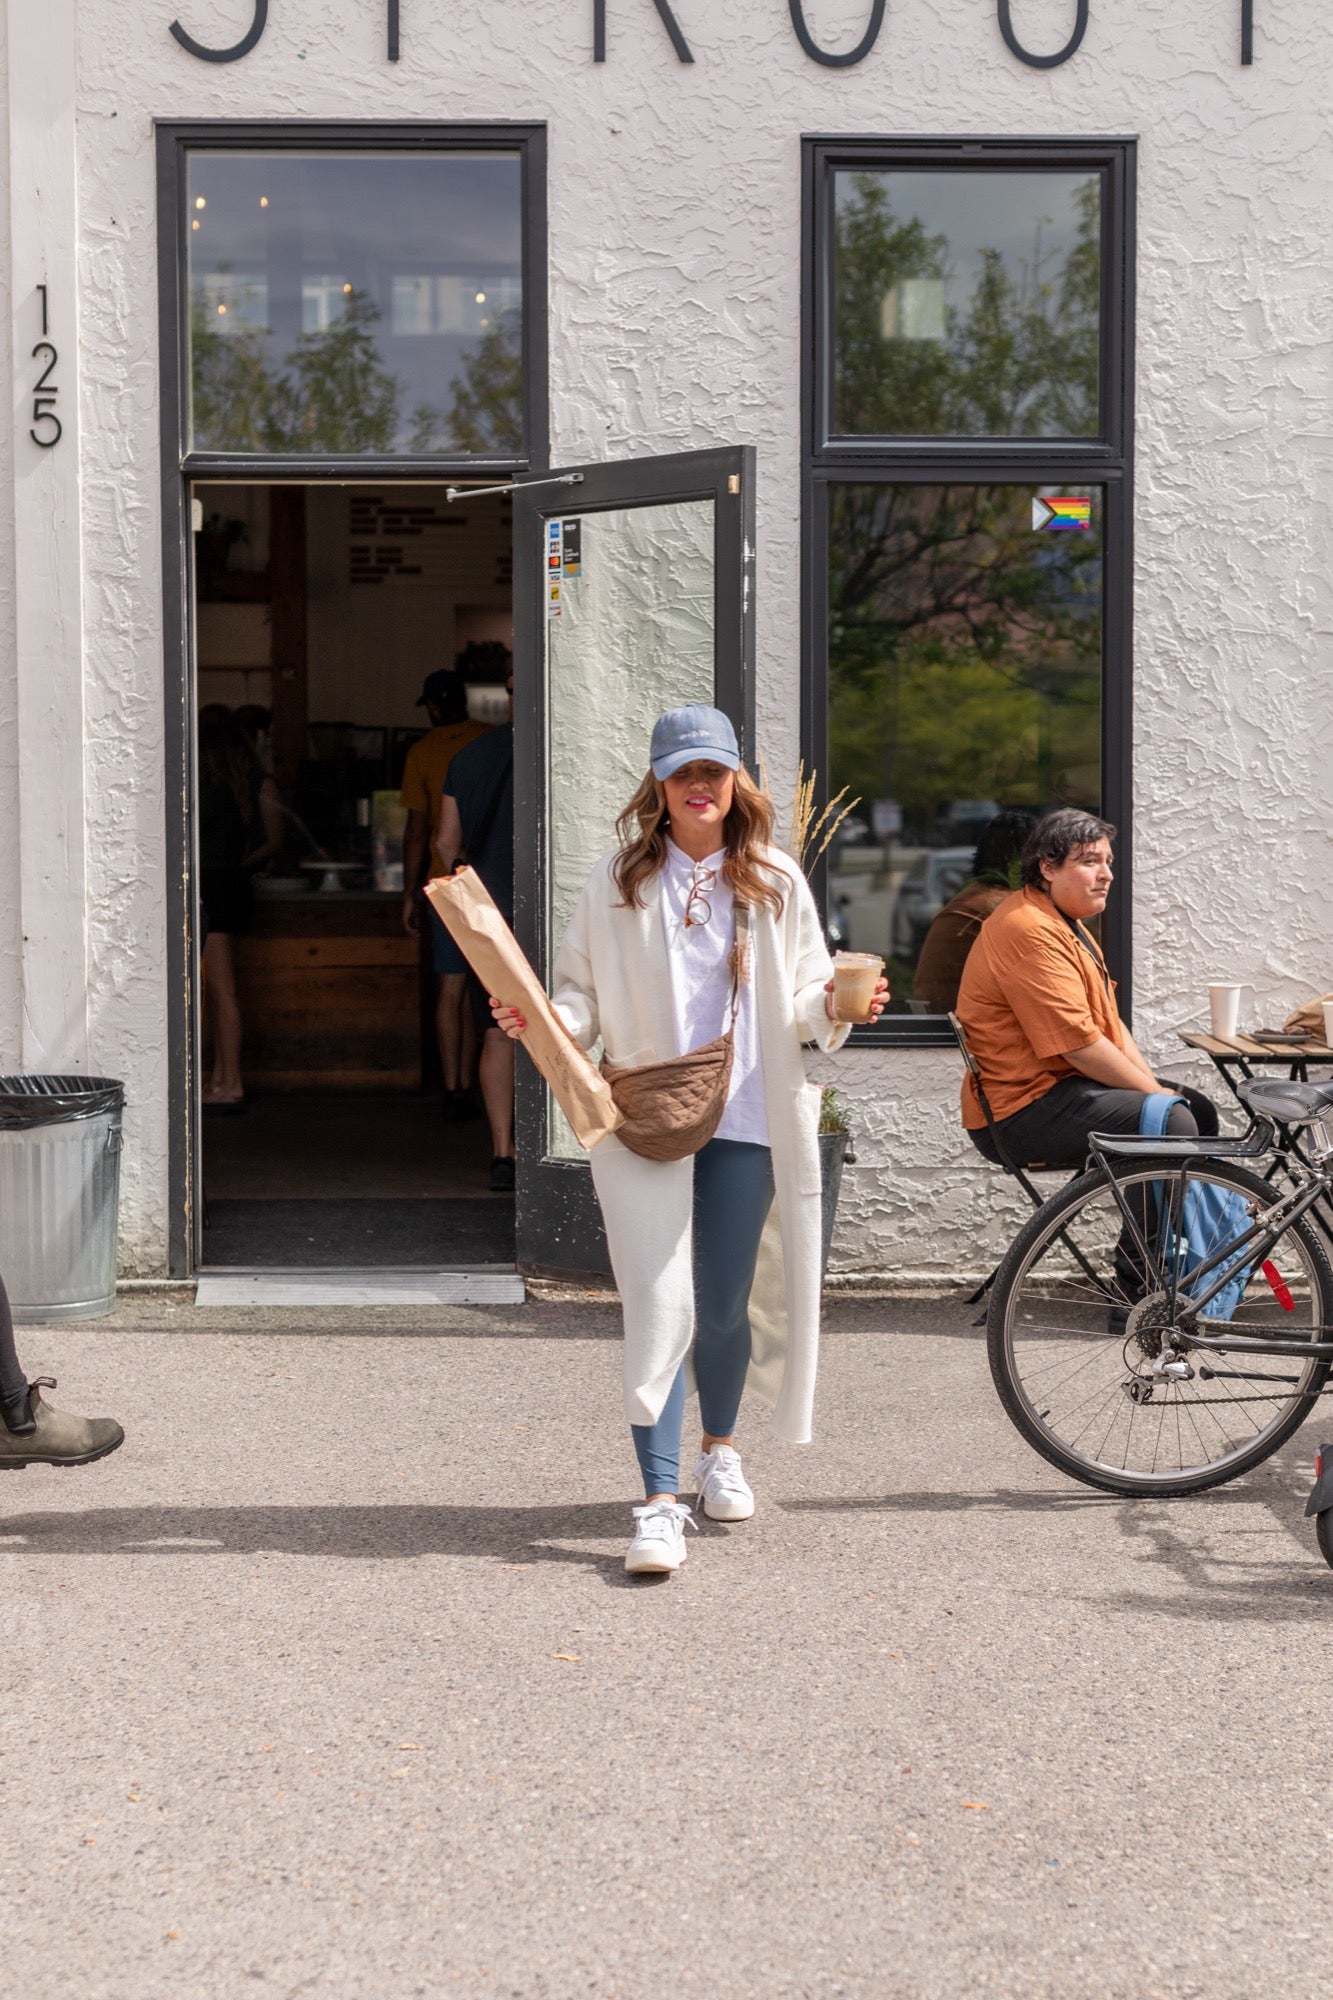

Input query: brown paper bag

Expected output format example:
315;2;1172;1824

1284;991;1333;1037
424;869;622;1150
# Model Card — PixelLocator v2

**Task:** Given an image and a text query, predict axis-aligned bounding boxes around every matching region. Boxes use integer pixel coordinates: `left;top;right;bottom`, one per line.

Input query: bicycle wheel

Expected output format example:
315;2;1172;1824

988;1158;1333;1496
1317;1510;1333;1572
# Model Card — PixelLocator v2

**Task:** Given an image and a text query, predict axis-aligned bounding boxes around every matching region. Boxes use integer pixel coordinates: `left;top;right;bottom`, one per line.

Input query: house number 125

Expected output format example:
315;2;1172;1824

31;284;62;448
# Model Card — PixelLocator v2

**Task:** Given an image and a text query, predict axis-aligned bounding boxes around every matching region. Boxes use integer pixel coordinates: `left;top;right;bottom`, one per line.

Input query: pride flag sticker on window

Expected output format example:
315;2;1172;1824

1032;495;1092;532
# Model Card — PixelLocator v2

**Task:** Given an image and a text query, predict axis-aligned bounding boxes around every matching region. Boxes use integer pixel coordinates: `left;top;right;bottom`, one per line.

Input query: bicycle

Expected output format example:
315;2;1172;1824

985;1075;1333;1565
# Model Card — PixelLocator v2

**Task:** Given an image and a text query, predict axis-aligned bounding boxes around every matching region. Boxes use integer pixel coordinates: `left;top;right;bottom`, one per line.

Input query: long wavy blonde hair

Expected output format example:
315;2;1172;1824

613;763;788;913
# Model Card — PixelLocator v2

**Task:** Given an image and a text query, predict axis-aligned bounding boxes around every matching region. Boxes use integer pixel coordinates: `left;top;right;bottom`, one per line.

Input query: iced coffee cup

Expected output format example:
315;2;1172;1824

831;951;884;1024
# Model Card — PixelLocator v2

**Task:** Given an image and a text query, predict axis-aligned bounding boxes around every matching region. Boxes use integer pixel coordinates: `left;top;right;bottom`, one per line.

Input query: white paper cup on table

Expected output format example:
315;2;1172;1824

1207;983;1245;1039
1322;1001;1333;1048
831;951;884;1025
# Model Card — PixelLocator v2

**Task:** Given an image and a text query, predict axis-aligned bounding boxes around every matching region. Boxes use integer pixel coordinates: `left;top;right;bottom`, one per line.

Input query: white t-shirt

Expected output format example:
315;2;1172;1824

660;839;768;1148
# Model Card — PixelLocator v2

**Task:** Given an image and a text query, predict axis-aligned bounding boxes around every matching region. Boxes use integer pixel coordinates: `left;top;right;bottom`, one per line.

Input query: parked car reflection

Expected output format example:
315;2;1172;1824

889;847;974;961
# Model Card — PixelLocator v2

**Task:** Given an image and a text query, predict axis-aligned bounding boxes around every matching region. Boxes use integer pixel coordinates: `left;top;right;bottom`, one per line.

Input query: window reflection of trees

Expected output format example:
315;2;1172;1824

834;173;1101;438
190;289;523;454
828;484;1102;843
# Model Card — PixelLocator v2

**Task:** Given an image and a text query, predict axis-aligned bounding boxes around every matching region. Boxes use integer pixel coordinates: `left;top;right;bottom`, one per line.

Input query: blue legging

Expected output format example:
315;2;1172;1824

631;1138;775;1498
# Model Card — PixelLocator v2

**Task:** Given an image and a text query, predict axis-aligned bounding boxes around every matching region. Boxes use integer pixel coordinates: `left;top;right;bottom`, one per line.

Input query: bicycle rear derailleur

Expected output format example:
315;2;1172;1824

1121;1296;1197;1401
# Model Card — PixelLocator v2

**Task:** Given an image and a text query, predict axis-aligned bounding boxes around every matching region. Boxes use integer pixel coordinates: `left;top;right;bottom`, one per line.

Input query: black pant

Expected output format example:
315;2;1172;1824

970;1076;1218;1299
0;1272;28;1406
969;1075;1215;1171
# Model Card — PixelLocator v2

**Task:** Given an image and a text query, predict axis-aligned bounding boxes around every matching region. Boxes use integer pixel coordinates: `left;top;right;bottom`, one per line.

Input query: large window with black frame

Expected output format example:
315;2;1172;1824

801;138;1135;1043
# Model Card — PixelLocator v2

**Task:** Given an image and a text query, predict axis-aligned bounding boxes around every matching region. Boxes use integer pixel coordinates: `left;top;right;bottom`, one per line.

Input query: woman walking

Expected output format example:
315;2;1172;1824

491;706;886;1575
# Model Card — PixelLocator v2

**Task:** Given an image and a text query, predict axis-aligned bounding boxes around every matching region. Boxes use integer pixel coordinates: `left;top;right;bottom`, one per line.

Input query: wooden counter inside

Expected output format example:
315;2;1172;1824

223;892;422;1092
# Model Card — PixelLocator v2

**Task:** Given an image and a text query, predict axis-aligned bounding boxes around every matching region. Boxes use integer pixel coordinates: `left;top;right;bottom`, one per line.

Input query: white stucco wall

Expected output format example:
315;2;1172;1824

0;0;1328;1275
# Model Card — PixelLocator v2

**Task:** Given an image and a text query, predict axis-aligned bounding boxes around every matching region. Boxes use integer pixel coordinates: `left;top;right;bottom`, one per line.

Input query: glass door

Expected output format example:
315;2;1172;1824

512;447;755;1274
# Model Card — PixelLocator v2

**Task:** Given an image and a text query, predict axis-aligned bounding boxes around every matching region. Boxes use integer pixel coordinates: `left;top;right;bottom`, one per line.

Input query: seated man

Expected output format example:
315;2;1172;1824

957;808;1215;1169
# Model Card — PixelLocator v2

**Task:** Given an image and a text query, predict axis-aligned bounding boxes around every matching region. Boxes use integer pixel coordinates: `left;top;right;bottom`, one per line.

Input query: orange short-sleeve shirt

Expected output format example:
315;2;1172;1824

955;886;1124;1127
399;720;487;825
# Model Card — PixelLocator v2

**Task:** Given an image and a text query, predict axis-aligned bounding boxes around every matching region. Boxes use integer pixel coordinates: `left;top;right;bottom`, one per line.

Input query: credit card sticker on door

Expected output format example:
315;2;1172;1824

561;519;582;578
547;520;563;617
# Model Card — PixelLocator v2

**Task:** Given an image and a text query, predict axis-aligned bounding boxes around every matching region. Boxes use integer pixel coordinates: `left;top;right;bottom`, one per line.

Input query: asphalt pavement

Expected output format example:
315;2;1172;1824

2;1290;1329;2000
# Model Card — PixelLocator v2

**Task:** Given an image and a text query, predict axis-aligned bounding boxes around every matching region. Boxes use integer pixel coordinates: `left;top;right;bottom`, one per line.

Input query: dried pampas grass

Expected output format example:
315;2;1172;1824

762;758;862;873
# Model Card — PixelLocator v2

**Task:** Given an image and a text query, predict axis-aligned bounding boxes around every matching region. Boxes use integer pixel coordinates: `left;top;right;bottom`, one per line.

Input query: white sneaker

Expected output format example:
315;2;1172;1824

692;1445;755;1522
624;1499;695;1575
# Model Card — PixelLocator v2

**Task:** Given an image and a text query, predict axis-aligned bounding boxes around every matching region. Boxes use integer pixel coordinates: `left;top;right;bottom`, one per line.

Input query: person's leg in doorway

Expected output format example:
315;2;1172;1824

430;912;478;1118
435;973;477;1103
477;1025;516;1193
469;977;515;1188
203;931;244;1103
689;1137;775;1520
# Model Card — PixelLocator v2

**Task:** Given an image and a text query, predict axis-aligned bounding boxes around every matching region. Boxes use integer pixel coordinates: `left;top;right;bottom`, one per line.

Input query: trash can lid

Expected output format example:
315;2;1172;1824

0;1075;125;1128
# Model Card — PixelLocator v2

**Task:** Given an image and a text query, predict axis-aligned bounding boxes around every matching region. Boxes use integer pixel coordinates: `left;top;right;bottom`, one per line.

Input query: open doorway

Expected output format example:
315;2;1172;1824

193;479;515;1269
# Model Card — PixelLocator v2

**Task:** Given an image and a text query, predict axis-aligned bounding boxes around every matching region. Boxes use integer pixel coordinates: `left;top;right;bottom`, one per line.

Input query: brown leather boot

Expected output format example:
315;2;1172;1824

0;1380;123;1468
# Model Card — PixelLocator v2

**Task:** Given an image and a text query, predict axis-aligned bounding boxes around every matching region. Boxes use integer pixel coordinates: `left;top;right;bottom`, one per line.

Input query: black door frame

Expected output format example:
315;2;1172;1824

156;119;548;1275
511;445;757;1275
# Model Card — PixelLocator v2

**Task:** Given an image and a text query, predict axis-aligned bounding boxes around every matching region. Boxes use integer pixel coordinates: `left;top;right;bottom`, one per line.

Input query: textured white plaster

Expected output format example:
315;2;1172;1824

22;0;1327;1274
0;1;20;1067
6;0;91;1076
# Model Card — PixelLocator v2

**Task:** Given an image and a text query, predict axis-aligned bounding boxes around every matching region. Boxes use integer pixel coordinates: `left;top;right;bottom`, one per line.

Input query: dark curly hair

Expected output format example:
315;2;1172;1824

1020;808;1117;890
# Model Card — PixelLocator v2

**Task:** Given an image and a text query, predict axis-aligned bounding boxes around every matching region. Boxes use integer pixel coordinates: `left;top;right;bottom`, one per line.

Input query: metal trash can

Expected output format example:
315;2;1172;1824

0;1077;125;1322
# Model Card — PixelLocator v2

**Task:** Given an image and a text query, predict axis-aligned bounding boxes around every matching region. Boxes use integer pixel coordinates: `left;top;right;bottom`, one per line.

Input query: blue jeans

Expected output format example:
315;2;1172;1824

631;1138;775;1498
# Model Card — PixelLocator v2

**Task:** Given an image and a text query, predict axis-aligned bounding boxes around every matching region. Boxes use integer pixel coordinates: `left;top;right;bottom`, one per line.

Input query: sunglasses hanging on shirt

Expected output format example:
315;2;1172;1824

683;864;717;930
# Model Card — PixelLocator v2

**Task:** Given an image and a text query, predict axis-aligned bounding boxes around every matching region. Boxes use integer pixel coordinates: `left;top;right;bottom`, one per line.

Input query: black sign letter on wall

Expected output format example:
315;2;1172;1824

1241;0;1254;63
594;0;695;62
996;0;1088;67
388;0;400;60
170;0;268;62
788;0;885;67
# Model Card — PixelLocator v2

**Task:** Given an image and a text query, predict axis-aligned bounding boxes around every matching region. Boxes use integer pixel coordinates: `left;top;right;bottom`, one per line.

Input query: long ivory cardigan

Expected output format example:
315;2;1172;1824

551;846;851;1444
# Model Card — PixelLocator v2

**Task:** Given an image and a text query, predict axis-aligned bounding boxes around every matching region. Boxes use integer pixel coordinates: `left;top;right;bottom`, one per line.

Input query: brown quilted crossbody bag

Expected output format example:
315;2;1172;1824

600;906;749;1163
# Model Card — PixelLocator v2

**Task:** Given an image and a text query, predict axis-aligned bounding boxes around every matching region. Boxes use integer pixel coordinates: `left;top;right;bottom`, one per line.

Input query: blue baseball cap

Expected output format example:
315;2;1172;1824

650;704;741;781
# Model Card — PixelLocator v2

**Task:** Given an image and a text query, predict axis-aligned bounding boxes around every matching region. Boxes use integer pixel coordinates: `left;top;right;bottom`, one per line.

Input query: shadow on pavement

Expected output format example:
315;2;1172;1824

0;1499;724;1586
784;1488;1121;1514
790;1468;1332;1617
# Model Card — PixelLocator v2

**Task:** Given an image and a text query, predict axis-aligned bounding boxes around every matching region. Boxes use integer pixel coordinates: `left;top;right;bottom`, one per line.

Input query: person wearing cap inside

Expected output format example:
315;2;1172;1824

400;662;489;1119
490;705;888;1576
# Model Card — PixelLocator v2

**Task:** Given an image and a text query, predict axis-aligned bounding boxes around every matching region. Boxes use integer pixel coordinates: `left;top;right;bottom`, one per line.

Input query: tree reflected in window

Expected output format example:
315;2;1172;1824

833;170;1102;438
445;308;523;454
185;150;526;456
827;484;1103;1008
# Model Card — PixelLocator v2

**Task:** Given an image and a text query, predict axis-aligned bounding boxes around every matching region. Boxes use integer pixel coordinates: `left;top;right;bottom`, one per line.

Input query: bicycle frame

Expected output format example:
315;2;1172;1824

1085;1123;1333;1363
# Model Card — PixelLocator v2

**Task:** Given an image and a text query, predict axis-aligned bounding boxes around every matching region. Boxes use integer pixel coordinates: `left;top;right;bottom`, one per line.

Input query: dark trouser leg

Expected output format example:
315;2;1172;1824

977;1079;1200;1300
0;1272;33;1430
